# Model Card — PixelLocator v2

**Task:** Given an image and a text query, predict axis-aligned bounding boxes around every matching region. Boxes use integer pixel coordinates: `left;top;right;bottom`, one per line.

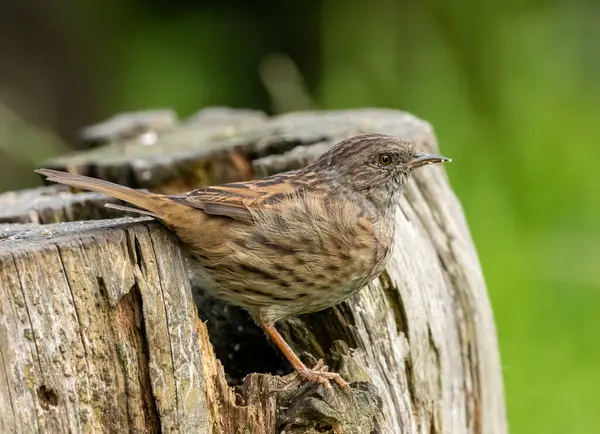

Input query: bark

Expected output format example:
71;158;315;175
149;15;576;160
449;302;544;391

0;107;507;433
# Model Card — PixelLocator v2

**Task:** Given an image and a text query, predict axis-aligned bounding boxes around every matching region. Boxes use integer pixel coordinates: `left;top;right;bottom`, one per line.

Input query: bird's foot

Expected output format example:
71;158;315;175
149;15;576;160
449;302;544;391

297;360;350;393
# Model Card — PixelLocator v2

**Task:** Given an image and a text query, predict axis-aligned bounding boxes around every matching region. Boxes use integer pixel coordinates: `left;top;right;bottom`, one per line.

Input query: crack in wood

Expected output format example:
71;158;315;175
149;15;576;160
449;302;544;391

0;324;17;425
114;283;161;433
379;269;410;341
142;226;182;428
427;326;442;397
8;251;43;432
56;245;91;378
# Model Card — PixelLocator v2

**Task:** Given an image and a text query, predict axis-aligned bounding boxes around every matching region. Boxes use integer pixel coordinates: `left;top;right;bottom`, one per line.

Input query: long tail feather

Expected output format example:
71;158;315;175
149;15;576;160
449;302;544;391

35;168;164;217
104;203;160;218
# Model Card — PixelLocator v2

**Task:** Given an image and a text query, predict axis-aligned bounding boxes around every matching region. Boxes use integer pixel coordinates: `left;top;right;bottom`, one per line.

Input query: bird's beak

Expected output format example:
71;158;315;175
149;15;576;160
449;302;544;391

408;152;452;169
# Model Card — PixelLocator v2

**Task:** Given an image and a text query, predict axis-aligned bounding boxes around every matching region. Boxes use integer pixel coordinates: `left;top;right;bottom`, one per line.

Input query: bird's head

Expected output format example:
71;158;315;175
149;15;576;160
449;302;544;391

312;133;451;209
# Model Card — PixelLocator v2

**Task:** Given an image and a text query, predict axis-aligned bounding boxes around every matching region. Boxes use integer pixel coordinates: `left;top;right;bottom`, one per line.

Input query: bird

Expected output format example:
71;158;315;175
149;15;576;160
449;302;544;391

36;133;451;391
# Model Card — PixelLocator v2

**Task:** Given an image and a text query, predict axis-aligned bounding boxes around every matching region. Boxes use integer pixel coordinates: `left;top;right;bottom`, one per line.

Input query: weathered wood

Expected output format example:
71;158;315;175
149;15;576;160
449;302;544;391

2;107;506;433
78;109;178;148
0;185;131;224
39;107;431;193
0;219;380;433
43;107;268;192
0;218;208;432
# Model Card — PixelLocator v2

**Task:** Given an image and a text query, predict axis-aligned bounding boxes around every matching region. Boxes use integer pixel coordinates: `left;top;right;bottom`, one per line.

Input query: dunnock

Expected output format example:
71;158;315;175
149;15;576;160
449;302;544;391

36;133;450;390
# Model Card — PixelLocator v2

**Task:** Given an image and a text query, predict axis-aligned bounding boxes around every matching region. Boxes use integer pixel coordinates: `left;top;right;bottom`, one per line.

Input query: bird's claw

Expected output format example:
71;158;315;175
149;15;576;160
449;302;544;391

297;360;351;393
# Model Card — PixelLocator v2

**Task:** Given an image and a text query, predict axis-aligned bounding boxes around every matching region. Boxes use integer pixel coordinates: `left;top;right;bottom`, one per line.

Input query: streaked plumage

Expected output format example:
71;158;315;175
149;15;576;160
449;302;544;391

36;133;450;390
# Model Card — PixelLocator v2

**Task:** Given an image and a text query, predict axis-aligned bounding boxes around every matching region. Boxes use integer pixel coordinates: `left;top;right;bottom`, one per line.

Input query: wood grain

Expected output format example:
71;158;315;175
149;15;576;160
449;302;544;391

0;219;207;432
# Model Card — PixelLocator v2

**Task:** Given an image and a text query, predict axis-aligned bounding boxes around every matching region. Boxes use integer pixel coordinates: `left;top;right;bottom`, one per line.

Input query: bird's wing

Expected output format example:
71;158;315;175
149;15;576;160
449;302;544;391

168;171;313;220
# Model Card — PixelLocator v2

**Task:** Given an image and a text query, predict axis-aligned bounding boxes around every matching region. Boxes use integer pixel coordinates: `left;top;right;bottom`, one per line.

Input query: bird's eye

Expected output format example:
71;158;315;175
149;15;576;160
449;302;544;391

378;154;393;166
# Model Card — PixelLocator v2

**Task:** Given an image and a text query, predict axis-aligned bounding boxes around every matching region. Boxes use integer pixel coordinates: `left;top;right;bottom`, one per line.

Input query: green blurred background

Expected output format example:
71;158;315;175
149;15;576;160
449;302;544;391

1;1;599;432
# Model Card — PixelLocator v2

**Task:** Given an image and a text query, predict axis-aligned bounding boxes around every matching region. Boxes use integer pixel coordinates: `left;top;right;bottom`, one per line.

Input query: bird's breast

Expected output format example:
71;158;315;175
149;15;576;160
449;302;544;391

184;194;394;319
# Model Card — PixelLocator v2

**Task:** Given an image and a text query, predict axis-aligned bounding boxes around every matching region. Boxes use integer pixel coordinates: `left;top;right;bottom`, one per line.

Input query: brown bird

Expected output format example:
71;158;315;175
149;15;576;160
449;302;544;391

36;133;450;391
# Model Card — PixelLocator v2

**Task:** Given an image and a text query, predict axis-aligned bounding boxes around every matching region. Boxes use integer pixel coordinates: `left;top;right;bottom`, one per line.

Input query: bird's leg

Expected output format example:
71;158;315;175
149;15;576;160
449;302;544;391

260;320;350;392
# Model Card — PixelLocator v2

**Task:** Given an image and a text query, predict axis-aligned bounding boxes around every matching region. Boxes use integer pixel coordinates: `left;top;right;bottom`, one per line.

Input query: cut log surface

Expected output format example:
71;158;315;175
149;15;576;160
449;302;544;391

0;107;507;433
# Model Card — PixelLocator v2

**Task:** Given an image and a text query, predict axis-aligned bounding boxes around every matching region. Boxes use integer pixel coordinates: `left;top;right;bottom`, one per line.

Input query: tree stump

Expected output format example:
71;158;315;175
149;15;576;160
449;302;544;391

0;107;507;433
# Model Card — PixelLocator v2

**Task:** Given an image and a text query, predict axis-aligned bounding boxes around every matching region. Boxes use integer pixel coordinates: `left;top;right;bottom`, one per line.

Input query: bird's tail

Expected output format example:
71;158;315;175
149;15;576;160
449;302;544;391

36;168;166;219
